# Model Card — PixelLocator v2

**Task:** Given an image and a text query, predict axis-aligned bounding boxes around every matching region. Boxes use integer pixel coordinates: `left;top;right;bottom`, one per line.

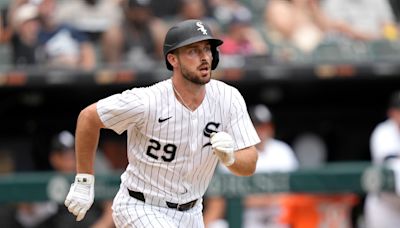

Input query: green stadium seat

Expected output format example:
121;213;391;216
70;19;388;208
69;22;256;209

312;42;347;63
368;40;400;62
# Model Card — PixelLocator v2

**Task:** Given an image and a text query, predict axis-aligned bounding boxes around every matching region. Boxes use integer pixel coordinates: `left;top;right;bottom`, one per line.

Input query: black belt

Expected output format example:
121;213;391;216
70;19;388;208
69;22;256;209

128;189;197;212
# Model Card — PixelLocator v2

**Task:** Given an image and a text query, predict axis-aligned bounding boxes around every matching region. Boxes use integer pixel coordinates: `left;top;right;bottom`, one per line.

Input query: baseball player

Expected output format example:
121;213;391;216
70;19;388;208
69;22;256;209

64;19;260;227
364;91;400;228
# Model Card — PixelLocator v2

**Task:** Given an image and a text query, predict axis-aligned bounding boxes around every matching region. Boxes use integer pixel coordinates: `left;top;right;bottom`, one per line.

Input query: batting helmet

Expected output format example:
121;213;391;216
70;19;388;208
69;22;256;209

163;19;223;71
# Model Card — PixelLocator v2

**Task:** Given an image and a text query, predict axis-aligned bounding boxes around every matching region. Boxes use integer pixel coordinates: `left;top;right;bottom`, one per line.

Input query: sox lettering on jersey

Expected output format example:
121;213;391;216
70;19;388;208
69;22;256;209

202;121;220;148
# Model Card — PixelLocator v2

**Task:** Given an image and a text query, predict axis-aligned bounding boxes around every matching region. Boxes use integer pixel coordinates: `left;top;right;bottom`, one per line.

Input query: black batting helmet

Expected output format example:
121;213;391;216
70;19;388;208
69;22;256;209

163;19;223;71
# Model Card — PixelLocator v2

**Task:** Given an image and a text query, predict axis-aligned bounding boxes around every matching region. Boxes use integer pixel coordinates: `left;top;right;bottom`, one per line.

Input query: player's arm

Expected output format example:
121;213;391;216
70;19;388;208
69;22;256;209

226;146;258;176
64;102;105;221
211;132;258;176
75;102;105;174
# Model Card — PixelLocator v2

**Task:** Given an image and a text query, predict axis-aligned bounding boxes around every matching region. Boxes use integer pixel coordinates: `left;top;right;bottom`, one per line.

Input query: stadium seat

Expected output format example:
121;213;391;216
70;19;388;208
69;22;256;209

368;40;400;62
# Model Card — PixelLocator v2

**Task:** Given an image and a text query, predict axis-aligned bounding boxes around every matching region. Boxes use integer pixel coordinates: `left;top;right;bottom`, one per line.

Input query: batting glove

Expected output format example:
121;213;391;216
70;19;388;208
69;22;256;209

211;132;235;166
64;173;95;221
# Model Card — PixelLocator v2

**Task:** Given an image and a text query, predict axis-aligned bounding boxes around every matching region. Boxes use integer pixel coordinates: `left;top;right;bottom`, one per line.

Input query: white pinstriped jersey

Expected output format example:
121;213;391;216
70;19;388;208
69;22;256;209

97;78;260;204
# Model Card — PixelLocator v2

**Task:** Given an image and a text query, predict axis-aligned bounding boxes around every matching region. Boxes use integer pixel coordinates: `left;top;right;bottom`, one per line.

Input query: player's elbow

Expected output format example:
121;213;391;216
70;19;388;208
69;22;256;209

241;168;256;177
234;147;258;176
237;163;257;176
244;153;258;176
78;103;105;129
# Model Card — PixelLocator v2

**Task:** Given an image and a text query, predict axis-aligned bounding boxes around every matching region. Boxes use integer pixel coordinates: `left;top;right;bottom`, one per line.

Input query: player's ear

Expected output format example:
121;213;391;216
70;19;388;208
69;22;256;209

167;52;179;69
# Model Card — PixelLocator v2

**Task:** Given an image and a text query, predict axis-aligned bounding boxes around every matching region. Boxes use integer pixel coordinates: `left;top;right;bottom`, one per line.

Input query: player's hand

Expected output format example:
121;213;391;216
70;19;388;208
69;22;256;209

210;132;235;166
64;173;95;221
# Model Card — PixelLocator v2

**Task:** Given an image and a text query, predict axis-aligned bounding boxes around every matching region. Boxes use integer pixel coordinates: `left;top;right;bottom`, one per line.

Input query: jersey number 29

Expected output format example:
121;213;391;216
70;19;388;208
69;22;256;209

146;139;177;162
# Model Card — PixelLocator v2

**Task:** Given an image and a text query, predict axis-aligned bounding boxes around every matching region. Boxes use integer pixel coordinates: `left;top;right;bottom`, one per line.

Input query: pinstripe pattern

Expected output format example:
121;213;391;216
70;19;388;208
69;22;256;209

112;187;204;228
97;79;260;227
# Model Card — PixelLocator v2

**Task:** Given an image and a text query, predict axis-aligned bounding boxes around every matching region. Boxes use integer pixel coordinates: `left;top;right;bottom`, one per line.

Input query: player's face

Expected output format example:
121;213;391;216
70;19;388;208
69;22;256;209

389;108;400;126
176;41;213;85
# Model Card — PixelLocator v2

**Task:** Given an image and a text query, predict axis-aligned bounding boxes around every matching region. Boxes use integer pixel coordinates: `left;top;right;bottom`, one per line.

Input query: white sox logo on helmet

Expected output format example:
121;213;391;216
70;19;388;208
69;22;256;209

196;21;208;35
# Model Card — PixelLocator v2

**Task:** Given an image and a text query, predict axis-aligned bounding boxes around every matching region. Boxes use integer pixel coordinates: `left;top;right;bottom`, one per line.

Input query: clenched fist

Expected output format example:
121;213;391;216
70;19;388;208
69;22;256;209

64;173;95;221
210;132;235;166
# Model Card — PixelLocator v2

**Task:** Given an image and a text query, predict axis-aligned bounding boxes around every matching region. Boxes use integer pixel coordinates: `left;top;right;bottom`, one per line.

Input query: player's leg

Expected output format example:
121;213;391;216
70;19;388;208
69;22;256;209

164;199;205;228
364;194;400;228
112;192;177;228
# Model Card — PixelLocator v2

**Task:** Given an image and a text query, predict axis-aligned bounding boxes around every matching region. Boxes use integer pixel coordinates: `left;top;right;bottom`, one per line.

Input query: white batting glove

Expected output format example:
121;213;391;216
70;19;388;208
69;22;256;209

211;132;235;166
64;173;95;221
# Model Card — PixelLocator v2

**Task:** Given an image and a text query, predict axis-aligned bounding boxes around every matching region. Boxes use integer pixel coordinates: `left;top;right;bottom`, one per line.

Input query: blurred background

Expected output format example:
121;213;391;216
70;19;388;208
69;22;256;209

1;0;400;227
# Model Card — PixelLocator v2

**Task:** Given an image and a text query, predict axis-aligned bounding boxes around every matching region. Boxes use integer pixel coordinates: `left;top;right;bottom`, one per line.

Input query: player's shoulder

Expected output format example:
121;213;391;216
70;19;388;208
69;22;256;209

207;79;241;95
128;79;170;95
208;79;235;89
372;119;399;138
143;79;170;90
115;80;170;107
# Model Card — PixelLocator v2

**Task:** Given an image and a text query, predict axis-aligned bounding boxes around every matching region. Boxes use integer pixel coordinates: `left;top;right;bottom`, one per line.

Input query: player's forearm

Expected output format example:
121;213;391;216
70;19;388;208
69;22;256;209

203;196;226;226
75;103;104;174
227;146;258;176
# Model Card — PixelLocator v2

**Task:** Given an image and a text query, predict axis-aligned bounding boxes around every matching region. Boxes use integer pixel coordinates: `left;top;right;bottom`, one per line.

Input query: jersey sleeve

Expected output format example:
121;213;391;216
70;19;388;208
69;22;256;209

226;88;260;150
97;88;145;134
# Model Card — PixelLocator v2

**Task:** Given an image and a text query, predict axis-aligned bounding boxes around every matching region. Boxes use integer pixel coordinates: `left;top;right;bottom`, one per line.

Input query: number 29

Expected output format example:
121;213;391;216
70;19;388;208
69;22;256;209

146;139;177;162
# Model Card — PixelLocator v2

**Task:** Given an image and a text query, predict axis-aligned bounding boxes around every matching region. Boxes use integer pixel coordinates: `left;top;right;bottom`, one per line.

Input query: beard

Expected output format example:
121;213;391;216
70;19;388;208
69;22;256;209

179;62;212;85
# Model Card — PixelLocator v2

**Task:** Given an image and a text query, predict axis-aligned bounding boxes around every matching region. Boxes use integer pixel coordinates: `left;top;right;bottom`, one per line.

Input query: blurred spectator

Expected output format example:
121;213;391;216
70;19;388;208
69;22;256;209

48;130;77;173
171;0;221;36
109;0;168;68
364;91;400;228
263;0;326;56
0;131;97;228
260;0;315;62
2;131;115;228
209;0;253;30
56;0;123;42
203;104;299;228
321;0;398;41
56;0;124;64
1;7;12;43
219;14;268;56
262;0;391;62
9;3;40;67
36;0;96;70
49;130;115;228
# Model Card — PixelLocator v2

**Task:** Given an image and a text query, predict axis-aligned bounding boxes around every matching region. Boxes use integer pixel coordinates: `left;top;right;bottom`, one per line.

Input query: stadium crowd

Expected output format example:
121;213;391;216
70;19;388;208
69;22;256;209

0;0;399;71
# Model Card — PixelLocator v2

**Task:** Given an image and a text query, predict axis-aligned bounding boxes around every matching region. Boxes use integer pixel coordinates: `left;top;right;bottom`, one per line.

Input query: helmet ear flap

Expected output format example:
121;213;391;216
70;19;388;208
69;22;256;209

211;46;219;70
